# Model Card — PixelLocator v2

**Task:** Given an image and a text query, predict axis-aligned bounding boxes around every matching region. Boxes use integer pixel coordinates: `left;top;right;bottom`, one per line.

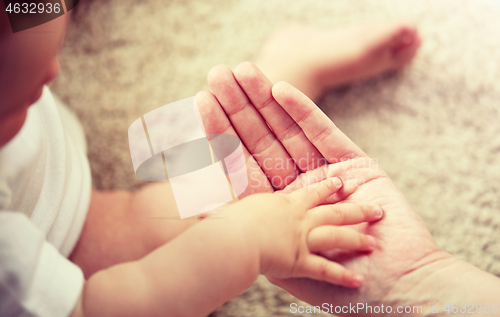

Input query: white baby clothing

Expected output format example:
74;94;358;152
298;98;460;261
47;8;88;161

0;86;91;317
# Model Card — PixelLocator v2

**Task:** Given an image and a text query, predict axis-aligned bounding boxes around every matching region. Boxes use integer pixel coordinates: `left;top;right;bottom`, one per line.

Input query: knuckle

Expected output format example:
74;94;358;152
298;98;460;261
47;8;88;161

273;193;293;207
318;261;329;280
310;123;338;144
310;186;321;201
332;207;345;224
228;99;250;116
251;133;276;154
327;227;340;244
296;107;316;125
257;95;275;111
280;123;302;143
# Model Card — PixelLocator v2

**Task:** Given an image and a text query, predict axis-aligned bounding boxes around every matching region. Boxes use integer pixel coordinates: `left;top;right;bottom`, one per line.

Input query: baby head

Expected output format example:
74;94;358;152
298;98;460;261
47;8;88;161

0;2;70;147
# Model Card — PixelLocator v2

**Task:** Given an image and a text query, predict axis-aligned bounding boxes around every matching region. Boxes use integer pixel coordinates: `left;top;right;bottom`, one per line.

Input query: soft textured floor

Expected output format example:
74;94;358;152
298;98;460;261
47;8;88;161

51;0;500;315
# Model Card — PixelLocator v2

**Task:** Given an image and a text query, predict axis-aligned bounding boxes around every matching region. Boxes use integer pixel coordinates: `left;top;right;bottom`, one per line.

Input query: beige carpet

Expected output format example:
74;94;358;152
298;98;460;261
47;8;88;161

51;0;500;315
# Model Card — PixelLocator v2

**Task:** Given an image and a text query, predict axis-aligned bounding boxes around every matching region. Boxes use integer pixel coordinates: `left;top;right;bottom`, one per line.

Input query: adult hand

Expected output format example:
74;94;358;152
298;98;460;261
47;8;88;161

195;62;458;311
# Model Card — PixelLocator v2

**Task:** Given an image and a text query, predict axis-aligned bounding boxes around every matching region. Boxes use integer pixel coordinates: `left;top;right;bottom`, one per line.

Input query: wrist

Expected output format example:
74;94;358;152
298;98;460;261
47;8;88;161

383;251;500;316
220;198;262;271
220;195;266;274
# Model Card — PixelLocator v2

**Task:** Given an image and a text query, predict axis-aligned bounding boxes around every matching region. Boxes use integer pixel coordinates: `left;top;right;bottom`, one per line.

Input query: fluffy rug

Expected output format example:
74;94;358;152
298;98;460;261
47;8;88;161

51;0;500;315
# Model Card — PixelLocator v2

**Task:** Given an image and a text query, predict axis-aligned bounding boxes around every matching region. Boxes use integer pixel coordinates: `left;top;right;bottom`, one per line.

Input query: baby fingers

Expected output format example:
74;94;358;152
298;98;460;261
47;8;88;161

288;177;343;209
308;226;376;253
307;203;383;227
300;255;364;288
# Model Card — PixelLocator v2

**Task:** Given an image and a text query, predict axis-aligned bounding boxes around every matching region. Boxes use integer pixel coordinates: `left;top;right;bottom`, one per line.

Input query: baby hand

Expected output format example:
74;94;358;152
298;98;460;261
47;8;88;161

224;177;383;288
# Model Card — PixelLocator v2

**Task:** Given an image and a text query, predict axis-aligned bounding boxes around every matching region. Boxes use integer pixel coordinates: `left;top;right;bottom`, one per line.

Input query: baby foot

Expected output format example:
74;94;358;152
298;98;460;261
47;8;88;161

257;21;421;101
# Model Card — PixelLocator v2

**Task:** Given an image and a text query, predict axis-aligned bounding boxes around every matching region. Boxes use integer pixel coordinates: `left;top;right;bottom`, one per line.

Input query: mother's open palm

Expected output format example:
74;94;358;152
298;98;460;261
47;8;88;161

196;62;447;309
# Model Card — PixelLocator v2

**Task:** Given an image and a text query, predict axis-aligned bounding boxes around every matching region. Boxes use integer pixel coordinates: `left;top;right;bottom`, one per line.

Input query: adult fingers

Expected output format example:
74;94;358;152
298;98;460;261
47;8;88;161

234;62;324;172
208;65;297;190
195;90;272;196
272;81;367;163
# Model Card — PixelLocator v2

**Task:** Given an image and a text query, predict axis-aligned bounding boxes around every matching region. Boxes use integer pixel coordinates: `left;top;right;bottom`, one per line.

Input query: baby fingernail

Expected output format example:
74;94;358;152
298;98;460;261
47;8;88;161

372;205;383;218
352;274;364;287
330;177;342;187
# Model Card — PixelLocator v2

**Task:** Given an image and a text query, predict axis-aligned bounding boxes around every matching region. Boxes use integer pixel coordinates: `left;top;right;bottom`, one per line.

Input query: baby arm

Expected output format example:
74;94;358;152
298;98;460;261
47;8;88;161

70;182;202;278
70;177;383;317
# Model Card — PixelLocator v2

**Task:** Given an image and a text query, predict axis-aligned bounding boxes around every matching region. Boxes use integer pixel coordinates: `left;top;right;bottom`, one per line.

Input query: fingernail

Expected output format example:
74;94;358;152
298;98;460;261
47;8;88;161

372;205;383;218
331;177;342;188
352;274;364;287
